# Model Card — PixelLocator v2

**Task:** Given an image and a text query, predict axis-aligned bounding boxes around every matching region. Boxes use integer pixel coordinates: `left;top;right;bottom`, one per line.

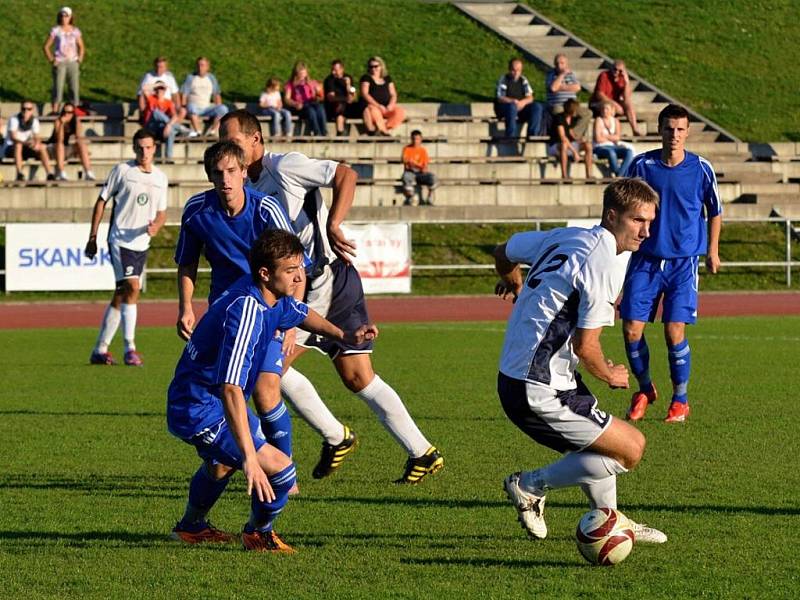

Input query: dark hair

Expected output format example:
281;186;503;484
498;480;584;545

57;9;74;25
508;57;523;70
249;229;305;278
657;104;690;129
602;177;659;220
154;56;167;65
410;129;422;138
132;128;158;145
203;140;246;178
331;58;343;67
220;109;263;142
563;99;579;116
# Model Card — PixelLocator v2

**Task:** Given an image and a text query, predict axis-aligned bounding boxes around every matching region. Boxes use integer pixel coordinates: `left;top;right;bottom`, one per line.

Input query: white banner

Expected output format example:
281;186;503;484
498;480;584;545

6;223;115;291
341;222;411;294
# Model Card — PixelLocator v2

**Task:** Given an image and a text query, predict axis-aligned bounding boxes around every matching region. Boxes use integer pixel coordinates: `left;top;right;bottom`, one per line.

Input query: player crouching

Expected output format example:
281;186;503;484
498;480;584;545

494;178;667;545
167;229;376;553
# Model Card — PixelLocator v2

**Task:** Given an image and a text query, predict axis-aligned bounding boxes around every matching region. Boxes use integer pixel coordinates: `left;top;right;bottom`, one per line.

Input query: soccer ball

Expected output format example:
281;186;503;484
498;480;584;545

575;508;635;566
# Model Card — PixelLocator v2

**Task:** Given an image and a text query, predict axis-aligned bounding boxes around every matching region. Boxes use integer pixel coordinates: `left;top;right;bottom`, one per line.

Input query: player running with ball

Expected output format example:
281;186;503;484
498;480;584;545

495;178;667;544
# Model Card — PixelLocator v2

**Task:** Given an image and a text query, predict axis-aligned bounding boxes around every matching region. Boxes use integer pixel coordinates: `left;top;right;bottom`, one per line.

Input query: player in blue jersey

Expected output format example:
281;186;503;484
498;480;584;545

621;104;722;423
495;178;666;543
174;140;308;493
221;109;443;484
168;228;376;552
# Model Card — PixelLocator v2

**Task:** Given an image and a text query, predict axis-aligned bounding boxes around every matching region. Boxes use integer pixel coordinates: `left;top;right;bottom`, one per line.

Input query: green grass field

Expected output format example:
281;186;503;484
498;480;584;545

1;317;798;598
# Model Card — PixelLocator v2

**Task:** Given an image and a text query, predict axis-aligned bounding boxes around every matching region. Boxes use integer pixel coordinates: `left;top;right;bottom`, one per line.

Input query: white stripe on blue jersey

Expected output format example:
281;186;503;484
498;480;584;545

225;296;259;386
698;156;722;216
259;196;294;232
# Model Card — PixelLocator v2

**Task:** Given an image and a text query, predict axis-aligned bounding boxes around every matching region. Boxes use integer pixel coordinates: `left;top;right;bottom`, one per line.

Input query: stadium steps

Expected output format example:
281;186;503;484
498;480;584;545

454;1;740;144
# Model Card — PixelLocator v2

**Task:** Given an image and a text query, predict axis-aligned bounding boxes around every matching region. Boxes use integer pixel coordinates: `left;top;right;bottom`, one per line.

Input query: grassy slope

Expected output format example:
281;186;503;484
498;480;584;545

1;0;530;105
1;319;799;598
525;0;800;141
2;1;797;140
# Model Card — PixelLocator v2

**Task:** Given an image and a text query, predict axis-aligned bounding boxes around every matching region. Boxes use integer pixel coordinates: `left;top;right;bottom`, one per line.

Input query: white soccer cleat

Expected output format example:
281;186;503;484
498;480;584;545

631;521;668;544
504;472;547;539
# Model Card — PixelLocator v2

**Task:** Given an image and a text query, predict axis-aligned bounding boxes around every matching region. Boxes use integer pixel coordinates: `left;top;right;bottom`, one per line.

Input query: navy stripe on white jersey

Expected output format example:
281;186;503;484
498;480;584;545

224;296;260;386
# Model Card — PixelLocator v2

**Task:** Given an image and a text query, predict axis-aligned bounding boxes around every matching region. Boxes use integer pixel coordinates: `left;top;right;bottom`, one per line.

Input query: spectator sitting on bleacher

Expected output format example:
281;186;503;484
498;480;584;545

142;81;180;159
546;53;592;141
401;129;438;206
181;56;228;137
284;61;327;136
494;57;544;139
2;101;55;181
137;56;185;123
548;99;593;180
259;77;293;138
43;6;84;115
593;101;634;177
590;60;641;137
324;59;358;136
48;102;95;181
360;56;406;136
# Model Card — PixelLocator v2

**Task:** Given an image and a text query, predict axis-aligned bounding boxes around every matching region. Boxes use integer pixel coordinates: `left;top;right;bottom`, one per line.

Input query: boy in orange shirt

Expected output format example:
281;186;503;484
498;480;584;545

401;130;437;206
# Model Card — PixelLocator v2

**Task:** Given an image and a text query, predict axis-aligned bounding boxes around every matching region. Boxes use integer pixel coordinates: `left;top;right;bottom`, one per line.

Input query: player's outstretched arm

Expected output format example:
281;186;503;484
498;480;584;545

300;308;378;345
220;383;274;503
574;327;629;389
327;163;358;264
176;261;199;340
493;243;524;302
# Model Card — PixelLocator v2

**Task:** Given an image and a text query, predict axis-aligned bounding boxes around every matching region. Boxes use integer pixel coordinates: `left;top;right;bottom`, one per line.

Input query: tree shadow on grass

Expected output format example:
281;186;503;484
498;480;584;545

0;409;163;418
402;556;577;569
1;474;184;500
296;495;800;517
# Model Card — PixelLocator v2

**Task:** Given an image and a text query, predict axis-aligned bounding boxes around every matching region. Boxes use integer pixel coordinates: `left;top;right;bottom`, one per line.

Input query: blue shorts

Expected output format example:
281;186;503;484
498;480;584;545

189;410;266;469
620;254;699;324
260;335;285;376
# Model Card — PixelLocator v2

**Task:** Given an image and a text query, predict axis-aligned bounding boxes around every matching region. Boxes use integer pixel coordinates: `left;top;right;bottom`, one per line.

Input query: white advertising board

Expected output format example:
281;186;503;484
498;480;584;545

5;223;115;291
340;222;411;294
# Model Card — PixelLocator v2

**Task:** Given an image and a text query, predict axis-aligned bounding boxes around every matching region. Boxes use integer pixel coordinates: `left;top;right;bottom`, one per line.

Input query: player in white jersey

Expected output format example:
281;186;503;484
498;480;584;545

85;129;168;366
494;178;667;544
218;109;443;484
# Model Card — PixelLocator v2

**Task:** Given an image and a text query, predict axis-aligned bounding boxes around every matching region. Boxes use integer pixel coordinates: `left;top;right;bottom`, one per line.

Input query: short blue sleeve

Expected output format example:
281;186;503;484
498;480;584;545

277;297;309;330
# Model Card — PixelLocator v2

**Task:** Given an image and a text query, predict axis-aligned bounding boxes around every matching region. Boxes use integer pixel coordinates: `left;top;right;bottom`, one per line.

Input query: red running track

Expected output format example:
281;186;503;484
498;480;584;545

0;292;799;329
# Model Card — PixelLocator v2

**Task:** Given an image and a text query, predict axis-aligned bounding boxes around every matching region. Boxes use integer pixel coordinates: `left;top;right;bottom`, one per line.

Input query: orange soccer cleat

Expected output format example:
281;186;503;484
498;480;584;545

626;385;658;421
664;400;690;423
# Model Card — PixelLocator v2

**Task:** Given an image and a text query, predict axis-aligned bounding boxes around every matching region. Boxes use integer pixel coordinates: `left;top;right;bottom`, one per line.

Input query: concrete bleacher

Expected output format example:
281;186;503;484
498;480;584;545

2;2;799;223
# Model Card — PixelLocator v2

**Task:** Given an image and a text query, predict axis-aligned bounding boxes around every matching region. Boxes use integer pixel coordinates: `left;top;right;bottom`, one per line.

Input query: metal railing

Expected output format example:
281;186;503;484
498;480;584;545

1;217;797;287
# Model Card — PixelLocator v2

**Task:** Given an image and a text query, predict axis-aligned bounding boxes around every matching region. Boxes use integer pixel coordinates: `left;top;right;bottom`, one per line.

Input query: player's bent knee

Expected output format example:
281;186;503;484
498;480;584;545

253;373;282;412
257;443;292;475
206;460;235;481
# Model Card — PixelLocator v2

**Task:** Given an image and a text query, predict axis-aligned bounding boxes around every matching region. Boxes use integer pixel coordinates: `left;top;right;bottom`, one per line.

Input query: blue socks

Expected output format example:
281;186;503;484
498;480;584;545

182;463;230;524
259;401;293;457
248;463;297;532
668;339;691;404
625;337;654;393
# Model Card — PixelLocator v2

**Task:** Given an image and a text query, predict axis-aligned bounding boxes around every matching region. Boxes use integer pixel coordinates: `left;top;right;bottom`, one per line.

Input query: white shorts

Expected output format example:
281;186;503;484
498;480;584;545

498;372;612;453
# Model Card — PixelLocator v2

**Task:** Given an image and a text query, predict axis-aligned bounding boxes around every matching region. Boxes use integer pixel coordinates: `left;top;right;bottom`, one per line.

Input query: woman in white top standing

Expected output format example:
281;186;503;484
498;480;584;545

593;101;634;177
43;6;84;115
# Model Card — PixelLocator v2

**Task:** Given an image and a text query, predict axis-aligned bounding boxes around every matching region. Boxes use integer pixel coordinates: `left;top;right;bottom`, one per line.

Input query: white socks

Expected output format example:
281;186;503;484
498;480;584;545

280;367;345;445
95;305;121;353
356;375;430;457
120;303;137;352
522;451;628;509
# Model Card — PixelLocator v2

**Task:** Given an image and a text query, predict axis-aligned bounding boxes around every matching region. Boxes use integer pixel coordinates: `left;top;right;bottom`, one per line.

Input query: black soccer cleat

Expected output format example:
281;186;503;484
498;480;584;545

312;425;358;479
395;446;444;485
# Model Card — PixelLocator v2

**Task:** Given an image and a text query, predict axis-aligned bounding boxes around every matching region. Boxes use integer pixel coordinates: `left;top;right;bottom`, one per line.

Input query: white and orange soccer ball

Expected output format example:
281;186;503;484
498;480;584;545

575;508;635;566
